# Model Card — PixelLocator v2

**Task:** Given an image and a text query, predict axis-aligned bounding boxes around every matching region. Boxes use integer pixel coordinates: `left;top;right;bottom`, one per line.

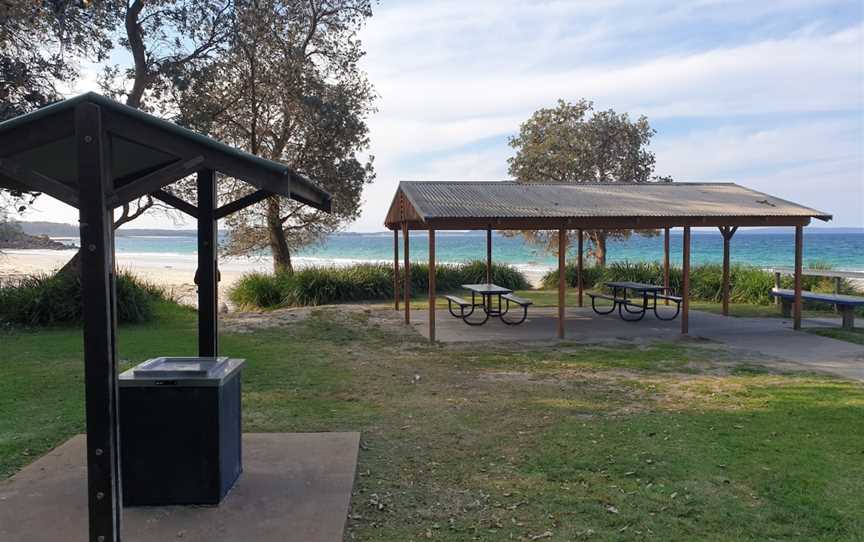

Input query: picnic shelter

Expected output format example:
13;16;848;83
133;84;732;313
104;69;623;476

0;92;332;541
384;181;832;341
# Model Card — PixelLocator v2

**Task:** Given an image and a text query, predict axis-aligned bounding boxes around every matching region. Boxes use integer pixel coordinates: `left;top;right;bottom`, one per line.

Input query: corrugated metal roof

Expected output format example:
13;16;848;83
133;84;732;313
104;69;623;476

395;181;831;221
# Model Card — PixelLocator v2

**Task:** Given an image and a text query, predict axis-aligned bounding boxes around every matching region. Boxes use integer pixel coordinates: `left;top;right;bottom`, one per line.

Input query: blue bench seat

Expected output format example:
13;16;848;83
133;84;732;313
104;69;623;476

770;288;864;329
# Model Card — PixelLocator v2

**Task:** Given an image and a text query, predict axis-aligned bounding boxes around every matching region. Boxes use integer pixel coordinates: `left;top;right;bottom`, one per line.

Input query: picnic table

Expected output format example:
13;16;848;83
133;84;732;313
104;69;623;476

588;281;682;322
443;283;533;326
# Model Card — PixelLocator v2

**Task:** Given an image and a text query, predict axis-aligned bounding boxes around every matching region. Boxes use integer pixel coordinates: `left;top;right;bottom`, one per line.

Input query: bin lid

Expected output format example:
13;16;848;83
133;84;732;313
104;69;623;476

120;357;245;387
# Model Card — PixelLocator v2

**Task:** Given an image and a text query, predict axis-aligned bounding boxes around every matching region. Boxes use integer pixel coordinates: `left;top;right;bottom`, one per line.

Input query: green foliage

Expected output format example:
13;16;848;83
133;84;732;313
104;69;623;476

0;271;164;327
226;272;287;309
508;99;659;183
229;261;530;309
542;261;862;306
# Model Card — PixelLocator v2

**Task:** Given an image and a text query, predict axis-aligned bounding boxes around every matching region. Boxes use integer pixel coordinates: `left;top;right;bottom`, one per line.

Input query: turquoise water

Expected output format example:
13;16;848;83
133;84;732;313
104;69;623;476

93;230;864;271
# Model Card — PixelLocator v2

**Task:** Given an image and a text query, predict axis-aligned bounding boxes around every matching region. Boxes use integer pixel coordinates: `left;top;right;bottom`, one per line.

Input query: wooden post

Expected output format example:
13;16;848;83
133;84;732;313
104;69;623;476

682;226;691;334
577;229;584;307
486;227;492;284
663;228;670;305
429;228;436;342
558;228;566;339
834;276;841;314
403;223;410;324
394;229;400;311
76;103;122;542
719;226;737;317
794;225;803;330
197;169;218;357
774;271;781;306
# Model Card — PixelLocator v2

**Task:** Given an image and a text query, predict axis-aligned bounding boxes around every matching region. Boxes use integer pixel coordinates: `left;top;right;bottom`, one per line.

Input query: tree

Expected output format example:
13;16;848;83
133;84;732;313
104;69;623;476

96;0;234;222
507;99;671;266
0;0;115;121
53;0;234;276
174;0;375;273
1;0;116;215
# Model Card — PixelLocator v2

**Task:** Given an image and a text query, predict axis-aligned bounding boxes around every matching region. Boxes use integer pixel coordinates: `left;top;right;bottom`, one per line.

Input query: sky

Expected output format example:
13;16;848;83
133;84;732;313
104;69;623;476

22;0;864;231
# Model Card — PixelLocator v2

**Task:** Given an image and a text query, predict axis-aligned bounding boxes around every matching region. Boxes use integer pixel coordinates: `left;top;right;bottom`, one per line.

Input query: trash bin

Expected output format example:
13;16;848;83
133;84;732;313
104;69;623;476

119;356;246;506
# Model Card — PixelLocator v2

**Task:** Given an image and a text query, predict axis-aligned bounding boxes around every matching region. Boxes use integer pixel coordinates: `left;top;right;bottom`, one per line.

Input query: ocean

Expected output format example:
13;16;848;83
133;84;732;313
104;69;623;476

51;230;864;274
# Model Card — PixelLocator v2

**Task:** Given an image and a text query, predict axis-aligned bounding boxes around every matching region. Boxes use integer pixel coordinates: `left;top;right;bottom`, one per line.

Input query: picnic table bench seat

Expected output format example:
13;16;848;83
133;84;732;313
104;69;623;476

500;293;533;325
444;294;473;317
586;292;640;312
501;293;533;306
444;293;491;325
588;288;682;321
771;288;864;329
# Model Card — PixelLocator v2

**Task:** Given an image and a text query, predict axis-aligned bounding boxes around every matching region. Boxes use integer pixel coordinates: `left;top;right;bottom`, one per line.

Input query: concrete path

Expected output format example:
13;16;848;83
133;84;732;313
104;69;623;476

0;433;360;542
412;307;864;380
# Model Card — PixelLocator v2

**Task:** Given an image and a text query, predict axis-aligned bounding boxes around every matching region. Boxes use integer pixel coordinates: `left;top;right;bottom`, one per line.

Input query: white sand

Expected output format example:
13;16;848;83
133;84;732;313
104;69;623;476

0;249;550;308
0;249;264;307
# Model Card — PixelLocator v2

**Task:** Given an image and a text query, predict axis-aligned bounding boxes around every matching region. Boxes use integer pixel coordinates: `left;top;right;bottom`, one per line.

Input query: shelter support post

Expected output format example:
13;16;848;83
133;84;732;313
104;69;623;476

486;227;492;283
429;229;436;342
403;223;410;324
577;229;584;307
720;226;738;316
794;225;803;330
76;103;122;542
197;169;218;357
394;230;400;311
663;228;670;305
682;227;691;334
558;229;566;339
834;276;841;313
774;272;781;306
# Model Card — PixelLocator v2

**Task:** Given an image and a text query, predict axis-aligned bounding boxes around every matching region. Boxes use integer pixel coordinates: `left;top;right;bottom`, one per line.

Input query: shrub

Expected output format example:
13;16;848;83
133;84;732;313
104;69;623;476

228;272;287;309
543;260;863;306
540;263;605;289
229;261;531;309
0;270;164;326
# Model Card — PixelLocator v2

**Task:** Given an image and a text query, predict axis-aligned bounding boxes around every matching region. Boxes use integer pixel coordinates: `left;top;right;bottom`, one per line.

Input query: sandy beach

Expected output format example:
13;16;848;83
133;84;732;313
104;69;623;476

0;249;262;308
0;249;550;308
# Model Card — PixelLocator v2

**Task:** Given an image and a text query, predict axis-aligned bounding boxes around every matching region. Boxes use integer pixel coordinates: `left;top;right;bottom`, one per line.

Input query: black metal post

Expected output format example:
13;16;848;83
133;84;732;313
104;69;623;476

197;169;218;357
76;103;122;542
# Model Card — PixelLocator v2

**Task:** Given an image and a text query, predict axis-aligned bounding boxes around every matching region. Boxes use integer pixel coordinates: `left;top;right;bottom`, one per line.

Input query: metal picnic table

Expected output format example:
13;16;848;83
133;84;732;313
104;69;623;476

589;281;682;322
443;283;533;326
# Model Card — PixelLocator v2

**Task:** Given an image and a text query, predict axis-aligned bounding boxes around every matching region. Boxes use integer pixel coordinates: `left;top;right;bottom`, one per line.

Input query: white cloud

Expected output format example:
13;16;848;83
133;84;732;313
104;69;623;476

16;1;864;231
349;3;863;231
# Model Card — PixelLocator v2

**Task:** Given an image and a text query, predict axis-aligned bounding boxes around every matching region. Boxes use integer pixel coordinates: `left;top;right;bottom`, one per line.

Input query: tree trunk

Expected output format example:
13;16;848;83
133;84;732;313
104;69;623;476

590;231;608;267
266;197;292;274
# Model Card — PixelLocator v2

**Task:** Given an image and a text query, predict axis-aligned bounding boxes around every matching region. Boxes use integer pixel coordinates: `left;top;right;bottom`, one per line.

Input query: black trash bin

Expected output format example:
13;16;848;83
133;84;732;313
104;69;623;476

119;356;246;506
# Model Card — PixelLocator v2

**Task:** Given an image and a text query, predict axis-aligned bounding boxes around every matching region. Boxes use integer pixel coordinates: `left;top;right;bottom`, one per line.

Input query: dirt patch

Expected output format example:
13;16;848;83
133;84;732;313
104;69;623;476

221;303;418;336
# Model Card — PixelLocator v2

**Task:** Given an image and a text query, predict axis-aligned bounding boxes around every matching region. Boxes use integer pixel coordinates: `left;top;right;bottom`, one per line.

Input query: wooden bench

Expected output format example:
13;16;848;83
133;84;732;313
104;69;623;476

501;293;533;325
770;288;864;330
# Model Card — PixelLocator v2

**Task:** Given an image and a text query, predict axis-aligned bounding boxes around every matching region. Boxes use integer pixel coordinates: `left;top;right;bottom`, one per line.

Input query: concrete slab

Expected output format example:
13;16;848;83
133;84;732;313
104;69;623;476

0;433;360;542
413;307;864;380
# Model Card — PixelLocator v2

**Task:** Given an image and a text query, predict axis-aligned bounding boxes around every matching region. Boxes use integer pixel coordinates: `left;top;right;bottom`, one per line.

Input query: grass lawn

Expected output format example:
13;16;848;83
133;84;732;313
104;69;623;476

807;327;864;346
2;301;863;541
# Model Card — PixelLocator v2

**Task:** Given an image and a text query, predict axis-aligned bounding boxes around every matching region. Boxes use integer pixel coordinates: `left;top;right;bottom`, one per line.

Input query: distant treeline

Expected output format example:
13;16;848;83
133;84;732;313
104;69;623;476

16;221;227;238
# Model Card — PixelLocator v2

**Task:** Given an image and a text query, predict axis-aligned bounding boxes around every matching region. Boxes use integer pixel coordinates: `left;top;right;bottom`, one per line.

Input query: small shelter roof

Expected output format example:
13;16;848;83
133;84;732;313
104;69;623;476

0;92;331;211
385;181;831;230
